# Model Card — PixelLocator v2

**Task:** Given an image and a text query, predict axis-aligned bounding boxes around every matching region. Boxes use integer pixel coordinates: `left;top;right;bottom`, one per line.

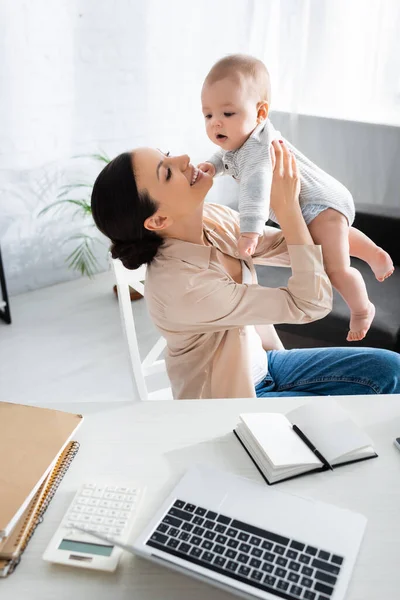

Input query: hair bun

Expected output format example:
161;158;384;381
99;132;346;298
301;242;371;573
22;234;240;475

111;235;163;270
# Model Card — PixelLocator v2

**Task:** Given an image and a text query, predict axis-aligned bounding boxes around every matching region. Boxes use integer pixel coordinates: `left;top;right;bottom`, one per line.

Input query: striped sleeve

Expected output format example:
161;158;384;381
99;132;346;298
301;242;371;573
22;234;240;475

208;149;225;176
237;139;273;235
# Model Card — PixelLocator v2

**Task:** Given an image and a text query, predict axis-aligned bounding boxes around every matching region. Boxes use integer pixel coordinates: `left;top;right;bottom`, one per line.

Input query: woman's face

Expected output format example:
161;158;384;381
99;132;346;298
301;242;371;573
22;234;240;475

133;148;213;223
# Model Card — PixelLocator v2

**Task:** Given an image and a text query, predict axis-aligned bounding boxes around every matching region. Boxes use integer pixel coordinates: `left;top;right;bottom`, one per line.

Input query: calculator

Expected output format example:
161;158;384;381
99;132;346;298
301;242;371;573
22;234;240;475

43;483;145;571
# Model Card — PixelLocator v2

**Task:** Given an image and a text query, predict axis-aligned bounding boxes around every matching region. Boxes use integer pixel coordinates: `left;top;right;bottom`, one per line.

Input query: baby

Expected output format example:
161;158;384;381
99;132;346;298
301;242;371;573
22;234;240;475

198;54;394;342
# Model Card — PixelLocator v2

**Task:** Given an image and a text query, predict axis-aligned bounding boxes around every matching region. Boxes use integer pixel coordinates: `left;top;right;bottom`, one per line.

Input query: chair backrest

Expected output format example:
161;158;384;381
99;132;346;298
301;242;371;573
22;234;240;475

111;256;172;401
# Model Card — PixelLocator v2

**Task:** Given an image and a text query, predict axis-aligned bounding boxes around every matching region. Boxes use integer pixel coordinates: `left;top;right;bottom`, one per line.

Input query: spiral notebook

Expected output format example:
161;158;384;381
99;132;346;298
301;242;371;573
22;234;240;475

0;441;80;577
0;402;83;540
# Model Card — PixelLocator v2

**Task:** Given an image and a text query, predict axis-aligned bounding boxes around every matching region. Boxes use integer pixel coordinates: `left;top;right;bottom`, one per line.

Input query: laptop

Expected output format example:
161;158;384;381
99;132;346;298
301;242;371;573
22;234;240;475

89;464;367;600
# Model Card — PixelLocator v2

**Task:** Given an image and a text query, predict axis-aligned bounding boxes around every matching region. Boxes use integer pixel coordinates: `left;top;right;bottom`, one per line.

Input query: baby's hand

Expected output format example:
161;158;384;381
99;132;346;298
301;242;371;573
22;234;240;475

197;162;216;177
238;234;259;258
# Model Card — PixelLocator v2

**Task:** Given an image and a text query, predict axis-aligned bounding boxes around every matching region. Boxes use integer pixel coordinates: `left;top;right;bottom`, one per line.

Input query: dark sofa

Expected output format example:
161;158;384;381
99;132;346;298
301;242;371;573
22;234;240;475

256;203;400;352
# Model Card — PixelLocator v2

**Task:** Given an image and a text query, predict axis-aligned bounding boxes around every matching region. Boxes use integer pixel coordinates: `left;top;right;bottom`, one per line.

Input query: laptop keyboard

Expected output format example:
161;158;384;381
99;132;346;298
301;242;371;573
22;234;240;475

146;499;344;600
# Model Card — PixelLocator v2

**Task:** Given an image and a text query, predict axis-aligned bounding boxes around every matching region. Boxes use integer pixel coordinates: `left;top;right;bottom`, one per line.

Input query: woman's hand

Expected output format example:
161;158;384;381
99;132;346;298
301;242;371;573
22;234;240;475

269;140;300;221
269;140;314;246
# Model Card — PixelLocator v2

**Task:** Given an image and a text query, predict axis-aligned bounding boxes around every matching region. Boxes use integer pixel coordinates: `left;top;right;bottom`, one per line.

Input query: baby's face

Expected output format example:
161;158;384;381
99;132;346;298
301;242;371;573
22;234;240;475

201;77;259;152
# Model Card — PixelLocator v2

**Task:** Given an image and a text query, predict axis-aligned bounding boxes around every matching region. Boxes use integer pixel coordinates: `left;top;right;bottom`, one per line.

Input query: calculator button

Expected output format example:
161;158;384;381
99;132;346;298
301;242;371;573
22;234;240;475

91;516;104;524
104;493;115;500
99;526;111;534
81;515;92;522
83;483;96;489
106;486;117;492
122;503;133;511
108;510;119;518
92;488;105;499
65;521;75;528
82;489;93;497
74;505;85;513
126;495;135;502
83;507;96;514
115;519;127;528
97;508;108;516
76;498;89;505
104;518;116;526
111;502;123;509
111;527;124;536
88;499;100;507
69;513;81;521
116;487;129;493
120;511;130;519
115;494;125;501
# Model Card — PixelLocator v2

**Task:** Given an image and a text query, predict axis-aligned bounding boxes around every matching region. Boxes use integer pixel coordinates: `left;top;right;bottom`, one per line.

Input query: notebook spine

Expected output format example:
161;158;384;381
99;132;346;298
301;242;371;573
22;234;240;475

12;489;41;546
38;441;80;519
6;441;80;576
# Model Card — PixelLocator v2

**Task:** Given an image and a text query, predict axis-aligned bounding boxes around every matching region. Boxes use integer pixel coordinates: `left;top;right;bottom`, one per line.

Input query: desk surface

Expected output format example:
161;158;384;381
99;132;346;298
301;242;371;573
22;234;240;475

2;395;400;600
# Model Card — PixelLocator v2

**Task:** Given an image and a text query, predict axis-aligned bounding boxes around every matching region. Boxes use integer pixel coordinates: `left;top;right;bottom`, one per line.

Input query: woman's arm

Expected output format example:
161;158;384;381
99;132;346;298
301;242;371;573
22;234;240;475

155;141;332;333
253;140;313;263
269;140;314;245
165;245;332;332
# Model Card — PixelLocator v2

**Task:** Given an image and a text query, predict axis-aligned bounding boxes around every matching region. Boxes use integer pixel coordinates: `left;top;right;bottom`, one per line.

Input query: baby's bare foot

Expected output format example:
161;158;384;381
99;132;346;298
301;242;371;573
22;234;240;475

369;247;394;282
347;302;376;342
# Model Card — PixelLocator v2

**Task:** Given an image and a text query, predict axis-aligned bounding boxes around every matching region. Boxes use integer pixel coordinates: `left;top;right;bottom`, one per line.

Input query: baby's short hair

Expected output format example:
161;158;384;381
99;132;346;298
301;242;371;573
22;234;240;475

203;54;271;103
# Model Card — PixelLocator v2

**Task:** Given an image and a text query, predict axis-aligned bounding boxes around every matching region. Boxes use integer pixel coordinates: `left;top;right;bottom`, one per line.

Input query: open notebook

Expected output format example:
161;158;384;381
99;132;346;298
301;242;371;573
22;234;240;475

234;398;377;484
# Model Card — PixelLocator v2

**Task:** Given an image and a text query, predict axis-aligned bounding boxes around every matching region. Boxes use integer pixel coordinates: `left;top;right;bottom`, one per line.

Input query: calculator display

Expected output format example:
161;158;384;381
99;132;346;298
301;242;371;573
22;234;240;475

59;539;113;556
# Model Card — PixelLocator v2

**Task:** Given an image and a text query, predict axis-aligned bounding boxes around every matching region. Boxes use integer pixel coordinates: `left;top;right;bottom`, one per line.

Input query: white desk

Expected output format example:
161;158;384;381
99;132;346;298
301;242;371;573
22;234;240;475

2;395;400;600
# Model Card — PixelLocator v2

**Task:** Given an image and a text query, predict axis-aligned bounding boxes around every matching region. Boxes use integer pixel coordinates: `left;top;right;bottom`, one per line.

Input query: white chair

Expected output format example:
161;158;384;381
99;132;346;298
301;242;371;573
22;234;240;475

111;256;173;401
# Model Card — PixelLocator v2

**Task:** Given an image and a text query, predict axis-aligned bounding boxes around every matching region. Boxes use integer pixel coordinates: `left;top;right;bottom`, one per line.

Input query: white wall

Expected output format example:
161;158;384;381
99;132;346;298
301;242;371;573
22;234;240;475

1;0;399;296
0;1;154;294
0;0;262;295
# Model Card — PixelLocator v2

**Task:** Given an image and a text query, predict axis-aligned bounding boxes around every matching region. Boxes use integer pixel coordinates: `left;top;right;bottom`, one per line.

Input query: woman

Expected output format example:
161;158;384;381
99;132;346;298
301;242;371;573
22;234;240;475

91;140;400;399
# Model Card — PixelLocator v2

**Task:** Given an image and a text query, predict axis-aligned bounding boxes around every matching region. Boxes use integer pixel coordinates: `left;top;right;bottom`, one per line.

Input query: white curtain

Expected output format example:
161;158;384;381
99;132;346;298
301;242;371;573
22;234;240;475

264;0;400;125
1;0;399;294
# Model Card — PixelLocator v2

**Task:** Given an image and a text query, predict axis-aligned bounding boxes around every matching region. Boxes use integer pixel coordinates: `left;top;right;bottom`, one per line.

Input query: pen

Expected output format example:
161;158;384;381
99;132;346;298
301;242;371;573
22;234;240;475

74;525;133;553
292;424;333;471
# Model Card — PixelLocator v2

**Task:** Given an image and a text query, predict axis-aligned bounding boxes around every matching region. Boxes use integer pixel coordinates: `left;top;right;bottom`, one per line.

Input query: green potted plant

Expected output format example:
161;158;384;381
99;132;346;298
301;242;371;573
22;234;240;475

39;152;143;300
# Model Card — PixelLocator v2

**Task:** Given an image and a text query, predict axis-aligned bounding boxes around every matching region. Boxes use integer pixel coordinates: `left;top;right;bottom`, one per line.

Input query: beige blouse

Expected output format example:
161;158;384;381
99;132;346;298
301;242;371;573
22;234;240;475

145;203;332;399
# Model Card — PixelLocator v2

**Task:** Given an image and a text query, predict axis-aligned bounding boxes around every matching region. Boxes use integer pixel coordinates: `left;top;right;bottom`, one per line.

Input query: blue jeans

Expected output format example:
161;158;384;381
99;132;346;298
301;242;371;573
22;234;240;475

255;347;400;397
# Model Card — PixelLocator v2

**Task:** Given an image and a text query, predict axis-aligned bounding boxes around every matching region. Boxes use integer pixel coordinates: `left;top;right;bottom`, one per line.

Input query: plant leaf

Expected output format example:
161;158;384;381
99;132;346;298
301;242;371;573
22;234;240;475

59;182;93;189
38;198;92;217
65;233;102;243
72;151;111;164
69;199;92;217
64;234;102;277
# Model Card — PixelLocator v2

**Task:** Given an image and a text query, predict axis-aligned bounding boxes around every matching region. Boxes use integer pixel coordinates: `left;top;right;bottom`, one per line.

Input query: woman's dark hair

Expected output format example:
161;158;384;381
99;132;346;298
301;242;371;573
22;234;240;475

91;152;164;270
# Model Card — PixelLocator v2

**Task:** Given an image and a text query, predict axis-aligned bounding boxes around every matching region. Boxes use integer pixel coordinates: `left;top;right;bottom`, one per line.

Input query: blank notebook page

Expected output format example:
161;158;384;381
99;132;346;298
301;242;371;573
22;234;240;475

240;413;321;468
287;399;374;464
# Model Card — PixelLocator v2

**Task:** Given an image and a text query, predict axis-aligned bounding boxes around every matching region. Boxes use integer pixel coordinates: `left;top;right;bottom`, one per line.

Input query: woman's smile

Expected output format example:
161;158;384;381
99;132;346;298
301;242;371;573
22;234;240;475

190;167;204;186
